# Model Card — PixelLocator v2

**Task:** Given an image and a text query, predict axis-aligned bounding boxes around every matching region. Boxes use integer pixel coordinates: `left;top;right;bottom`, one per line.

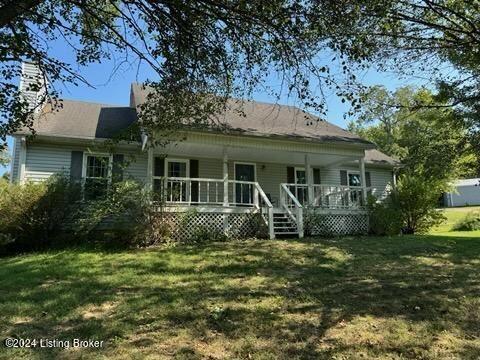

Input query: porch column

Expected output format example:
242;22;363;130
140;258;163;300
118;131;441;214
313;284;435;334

222;150;229;235
223;151;229;206
146;147;154;189
359;156;367;205
305;154;313;205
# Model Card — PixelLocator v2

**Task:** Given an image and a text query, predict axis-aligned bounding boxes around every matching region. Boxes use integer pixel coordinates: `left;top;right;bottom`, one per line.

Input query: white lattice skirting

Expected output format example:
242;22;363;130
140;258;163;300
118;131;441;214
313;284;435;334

304;211;369;236
161;212;267;241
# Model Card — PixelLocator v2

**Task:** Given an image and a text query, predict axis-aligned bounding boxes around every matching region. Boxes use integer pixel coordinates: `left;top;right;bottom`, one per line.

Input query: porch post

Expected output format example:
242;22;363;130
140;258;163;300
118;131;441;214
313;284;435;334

305;154;313;205
222;150;229;236
147;147;153;189
359;156;367;205
223;150;229;206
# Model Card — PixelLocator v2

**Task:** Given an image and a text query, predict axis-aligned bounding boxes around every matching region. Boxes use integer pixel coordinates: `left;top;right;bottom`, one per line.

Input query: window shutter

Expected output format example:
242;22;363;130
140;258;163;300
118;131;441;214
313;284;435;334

190;159;199;202
112;154;124;183
154;157;165;177
287;166;295;183
340;170;348;185
365;172;371;187
313;168;321;184
70;151;83;183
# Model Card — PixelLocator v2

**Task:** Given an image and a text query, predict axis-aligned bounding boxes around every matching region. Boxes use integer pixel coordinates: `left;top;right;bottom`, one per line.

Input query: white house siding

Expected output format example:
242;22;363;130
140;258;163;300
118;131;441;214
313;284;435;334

23;143;148;184
199;158;223;179
19;145;393;201
123;152;148;183
368;168;394;195
255;163;287;203
25;144;71;182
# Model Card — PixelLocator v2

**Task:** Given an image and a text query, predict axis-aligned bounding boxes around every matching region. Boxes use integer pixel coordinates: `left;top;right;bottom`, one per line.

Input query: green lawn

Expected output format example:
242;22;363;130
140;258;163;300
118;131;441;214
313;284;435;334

1;229;480;359
432;206;480;236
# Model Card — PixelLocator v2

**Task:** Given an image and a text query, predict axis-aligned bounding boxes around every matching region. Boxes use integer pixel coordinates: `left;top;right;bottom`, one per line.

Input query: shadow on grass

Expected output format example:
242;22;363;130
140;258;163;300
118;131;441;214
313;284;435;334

1;234;479;359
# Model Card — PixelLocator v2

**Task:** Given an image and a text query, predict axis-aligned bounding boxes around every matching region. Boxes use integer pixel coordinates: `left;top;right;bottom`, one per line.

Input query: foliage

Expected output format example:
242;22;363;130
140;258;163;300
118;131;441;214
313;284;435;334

0;175;81;253
393;173;446;234
2;1;480;150
368;172;446;235
1;172;9;181
0;0;368;148
348;1;480;152
367;195;403;236
71;180;169;246
349;86;477;179
0;148;8;166
452;211;480;232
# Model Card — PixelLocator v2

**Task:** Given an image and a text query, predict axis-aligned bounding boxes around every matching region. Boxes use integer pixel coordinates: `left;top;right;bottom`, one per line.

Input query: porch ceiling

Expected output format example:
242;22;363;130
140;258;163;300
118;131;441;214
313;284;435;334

161;141;360;166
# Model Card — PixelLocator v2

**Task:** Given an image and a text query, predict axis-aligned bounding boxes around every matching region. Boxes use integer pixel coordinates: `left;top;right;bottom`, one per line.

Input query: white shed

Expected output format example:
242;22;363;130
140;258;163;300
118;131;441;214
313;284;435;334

444;178;480;207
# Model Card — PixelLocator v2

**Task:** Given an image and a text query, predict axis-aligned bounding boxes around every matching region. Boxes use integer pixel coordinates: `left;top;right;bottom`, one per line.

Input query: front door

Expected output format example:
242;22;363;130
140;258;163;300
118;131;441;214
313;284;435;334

235;163;255;205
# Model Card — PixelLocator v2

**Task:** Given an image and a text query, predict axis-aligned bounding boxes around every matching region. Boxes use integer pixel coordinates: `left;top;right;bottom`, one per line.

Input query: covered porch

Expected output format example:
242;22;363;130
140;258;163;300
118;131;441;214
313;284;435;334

145;133;372;239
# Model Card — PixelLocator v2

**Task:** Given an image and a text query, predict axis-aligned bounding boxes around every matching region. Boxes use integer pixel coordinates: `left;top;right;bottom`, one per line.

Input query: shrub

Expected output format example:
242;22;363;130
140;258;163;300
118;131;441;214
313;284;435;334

71;180;169;246
452;211;480;231
368;173;446;235
393;174;446;234
0;175;81;253
367;195;403;236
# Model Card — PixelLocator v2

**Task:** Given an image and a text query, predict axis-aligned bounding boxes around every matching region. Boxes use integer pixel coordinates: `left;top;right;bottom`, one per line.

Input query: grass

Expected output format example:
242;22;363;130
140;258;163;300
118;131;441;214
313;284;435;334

431;206;480;236
1;231;480;359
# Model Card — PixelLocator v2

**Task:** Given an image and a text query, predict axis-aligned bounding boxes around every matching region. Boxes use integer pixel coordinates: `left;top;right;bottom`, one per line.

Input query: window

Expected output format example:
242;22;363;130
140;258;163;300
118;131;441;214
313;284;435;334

347;171;362;205
84;155;110;200
295;168;306;184
348;172;361;187
154;159;189;202
294;167;307;204
168;160;187;178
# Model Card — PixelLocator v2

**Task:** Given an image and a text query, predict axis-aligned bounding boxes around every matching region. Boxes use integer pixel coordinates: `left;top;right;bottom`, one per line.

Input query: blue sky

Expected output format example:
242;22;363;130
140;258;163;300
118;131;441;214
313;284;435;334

1;55;413;176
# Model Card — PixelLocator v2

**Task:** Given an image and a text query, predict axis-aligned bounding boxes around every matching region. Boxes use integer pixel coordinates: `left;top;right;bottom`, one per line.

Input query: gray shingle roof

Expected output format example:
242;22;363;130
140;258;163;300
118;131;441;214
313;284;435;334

364;149;400;167
19;100;137;139
18;84;399;167
130;83;374;147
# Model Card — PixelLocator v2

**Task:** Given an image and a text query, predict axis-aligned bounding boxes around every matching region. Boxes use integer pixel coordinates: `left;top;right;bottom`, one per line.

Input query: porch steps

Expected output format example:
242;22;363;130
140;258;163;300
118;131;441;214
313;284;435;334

272;213;299;237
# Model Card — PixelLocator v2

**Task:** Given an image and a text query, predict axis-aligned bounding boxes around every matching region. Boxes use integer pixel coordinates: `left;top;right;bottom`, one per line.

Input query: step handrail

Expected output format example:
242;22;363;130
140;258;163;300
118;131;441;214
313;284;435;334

279;184;304;238
280;184;303;208
254;182;274;239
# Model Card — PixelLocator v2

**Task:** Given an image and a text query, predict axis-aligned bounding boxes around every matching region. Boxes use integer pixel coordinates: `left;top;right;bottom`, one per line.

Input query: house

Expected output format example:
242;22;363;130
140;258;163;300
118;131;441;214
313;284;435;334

443;178;480;207
10;64;399;239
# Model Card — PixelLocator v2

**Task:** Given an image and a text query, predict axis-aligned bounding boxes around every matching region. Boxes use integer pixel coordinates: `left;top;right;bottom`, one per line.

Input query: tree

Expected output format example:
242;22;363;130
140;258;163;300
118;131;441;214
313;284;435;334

0;148;9;167
349;86;478;180
0;0;368;148
2;1;480;150
339;1;480;161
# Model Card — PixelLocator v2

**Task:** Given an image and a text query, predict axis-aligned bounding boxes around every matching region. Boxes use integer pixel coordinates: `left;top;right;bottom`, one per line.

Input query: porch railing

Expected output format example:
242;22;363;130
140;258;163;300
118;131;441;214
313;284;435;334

162;177;270;207
160;177;274;237
279;183;304;237
283;183;367;209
